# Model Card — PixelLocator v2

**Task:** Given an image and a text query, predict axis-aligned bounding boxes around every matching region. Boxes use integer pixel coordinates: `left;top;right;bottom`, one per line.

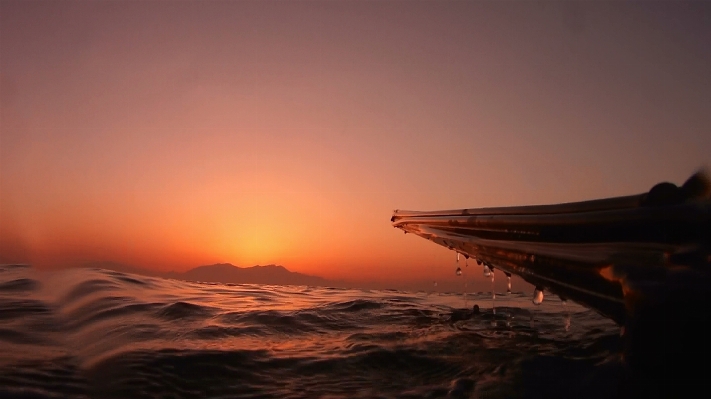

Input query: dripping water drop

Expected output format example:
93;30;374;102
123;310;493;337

533;287;544;305
562;296;570;331
564;313;571;332
483;265;491;278
491;269;496;314
455;267;462;276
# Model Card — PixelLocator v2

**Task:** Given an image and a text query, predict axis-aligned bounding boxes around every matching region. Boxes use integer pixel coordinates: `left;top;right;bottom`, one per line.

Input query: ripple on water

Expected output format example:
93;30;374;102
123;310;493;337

0;278;40;293
61;279;121;304
0;357;89;399
156;301;216;320
0;267;623;399
323;299;383;312
0;299;53;321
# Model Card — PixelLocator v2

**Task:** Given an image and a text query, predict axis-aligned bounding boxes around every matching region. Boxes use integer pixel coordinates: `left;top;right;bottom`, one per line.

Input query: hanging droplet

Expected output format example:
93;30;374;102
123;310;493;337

455;267;462;276
483;265;491;277
506;273;512;293
457;252;460;262
491;269;496;313
564;313;571;332
465;258;468;267
561;296;569;330
533;287;544;305
476;259;482;266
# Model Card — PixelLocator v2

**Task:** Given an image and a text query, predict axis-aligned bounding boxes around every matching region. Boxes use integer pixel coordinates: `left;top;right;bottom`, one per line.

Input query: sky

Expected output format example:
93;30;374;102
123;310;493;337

1;0;710;285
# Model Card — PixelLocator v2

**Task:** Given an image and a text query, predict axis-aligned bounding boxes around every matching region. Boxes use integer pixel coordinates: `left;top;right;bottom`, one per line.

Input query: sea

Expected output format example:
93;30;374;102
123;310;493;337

0;264;625;399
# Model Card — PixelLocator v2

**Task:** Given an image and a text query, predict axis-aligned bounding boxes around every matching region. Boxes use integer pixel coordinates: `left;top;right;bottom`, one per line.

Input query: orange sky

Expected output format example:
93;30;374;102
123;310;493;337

1;1;710;284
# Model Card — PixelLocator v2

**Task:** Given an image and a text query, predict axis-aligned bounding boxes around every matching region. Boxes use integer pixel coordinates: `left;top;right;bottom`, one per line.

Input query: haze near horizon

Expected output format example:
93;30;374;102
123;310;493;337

1;1;710;285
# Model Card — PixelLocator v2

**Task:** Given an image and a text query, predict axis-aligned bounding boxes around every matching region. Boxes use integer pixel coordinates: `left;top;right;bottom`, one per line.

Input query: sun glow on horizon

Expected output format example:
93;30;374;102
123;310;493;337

1;1;710;282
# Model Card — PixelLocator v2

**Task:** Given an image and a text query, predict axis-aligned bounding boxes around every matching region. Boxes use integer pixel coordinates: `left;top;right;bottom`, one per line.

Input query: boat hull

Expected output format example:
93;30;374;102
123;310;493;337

391;176;711;325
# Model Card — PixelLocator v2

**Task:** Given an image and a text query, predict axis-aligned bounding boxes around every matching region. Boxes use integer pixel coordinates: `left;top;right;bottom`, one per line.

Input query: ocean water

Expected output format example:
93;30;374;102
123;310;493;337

0;265;624;399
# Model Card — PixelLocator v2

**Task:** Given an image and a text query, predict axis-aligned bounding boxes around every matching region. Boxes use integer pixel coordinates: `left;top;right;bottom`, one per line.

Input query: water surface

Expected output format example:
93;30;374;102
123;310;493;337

0;265;622;398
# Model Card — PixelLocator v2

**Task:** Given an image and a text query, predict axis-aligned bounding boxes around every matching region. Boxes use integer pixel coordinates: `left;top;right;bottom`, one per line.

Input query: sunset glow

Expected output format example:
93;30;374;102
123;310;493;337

1;1;710;285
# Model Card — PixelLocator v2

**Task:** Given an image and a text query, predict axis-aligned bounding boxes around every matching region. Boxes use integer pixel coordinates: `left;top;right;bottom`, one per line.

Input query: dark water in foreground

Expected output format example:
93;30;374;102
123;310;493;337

0;265;623;399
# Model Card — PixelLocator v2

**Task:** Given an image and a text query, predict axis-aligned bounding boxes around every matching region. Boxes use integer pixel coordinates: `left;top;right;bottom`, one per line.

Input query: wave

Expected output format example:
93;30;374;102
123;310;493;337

0;267;622;398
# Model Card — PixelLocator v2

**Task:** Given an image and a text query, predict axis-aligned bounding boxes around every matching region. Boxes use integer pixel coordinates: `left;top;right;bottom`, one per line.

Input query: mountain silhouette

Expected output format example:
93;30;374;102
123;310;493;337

167;263;329;286
81;261;328;287
80;261;532;293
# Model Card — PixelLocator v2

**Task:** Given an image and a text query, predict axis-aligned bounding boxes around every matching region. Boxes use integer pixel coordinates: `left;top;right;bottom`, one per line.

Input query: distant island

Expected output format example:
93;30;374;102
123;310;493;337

165;263;329;286
83;261;329;287
80;260;528;293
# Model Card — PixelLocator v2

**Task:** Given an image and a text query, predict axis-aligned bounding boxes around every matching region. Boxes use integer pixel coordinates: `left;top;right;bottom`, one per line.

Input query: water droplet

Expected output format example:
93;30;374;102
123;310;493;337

455;267;462;276
457;252;460;262
491;269;496;313
564;314;571;332
483;265;491;277
507;276;512;294
476;259;482;265
561;296;570;331
533;288;544;305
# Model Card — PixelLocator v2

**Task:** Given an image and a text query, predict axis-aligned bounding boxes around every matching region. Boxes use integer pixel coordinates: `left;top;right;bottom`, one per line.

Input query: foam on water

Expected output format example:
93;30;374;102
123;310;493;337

0;265;622;398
